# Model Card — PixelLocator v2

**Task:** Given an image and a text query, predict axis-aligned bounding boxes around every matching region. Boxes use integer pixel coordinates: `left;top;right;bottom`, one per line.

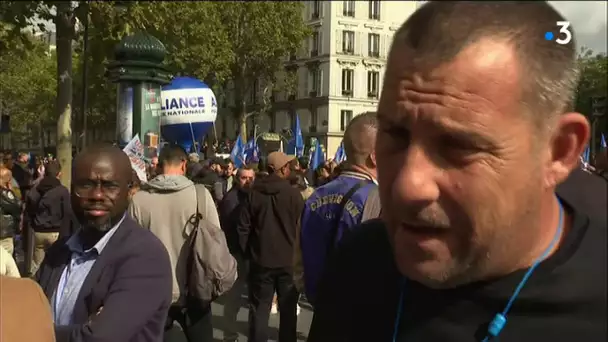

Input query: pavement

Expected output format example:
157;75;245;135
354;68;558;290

210;294;313;342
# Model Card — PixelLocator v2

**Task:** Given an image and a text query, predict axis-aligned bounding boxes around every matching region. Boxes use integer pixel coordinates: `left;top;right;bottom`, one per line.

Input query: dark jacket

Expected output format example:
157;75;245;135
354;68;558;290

218;186;249;255
192;169;225;203
36;217;173;342
237;173;305;268
0;188;21;239
25;176;73;233
11;163;33;200
307;171;607;342
556;168;606;225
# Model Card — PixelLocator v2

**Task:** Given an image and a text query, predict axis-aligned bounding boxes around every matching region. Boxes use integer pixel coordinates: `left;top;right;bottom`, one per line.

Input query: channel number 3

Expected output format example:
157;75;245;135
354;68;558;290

556;21;572;45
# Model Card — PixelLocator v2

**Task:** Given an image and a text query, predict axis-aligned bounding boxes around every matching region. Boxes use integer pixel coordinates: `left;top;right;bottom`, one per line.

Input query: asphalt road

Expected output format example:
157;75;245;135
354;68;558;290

210;294;313;342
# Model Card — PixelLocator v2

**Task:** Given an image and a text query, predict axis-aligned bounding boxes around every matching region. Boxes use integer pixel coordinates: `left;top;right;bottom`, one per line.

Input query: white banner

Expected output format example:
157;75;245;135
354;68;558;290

123;134;147;183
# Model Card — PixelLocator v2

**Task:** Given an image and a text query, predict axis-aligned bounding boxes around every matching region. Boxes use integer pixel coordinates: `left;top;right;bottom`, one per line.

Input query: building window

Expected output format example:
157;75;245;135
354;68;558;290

310;68;321;96
342;30;355;54
368;33;380;57
369;0;380;20
340;110;353;131
341;69;354;95
311;31;319;57
367;71;380;98
343;1;355;17
312;0;321;19
310;108;318;131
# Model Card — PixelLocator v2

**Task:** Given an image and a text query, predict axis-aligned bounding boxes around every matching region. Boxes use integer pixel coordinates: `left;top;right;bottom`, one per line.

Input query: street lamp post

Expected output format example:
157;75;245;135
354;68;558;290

106;32;172;158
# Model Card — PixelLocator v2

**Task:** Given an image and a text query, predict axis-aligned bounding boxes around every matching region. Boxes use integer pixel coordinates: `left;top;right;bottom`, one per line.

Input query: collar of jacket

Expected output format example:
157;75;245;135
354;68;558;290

339;169;378;185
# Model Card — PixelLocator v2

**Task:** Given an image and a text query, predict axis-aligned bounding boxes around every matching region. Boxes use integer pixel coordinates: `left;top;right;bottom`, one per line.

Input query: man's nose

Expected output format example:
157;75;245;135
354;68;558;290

393;145;440;206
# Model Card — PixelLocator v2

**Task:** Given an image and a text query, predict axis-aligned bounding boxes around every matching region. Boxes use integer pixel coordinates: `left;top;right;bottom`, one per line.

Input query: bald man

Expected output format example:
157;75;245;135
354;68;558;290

300;111;382;304
36;144;172;342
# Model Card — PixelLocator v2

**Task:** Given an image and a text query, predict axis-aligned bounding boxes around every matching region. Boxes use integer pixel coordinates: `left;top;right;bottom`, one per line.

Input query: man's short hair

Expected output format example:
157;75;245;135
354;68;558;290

44;160;61;177
343;111;378;166
392;1;578;129
210;157;227;168
158;145;187;168
237;166;254;178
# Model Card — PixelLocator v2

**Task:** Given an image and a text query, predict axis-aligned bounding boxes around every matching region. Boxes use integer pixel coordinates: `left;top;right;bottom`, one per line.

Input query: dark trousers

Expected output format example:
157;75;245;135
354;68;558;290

164;298;213;342
223;255;249;341
248;263;298;342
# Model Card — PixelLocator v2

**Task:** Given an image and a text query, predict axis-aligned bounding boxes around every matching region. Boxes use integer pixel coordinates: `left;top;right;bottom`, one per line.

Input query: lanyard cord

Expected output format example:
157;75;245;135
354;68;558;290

392;198;565;342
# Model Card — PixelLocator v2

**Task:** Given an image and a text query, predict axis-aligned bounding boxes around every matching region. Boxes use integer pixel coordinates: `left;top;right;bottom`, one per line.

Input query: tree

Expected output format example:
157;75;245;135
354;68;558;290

575;47;608;115
0;36;56;145
575;47;608;160
216;2;311;142
0;0;88;187
70;2;232;131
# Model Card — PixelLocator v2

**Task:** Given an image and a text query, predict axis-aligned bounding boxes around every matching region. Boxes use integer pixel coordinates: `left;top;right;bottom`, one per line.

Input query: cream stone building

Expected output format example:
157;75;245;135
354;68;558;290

217;1;419;158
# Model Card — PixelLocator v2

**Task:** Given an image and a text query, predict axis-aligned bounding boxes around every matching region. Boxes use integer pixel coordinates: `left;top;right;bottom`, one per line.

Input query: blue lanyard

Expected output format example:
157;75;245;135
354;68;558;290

392;199;565;342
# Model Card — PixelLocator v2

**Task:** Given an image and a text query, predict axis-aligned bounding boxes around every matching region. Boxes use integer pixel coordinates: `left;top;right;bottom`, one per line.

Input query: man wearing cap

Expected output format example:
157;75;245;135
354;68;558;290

237;151;305;342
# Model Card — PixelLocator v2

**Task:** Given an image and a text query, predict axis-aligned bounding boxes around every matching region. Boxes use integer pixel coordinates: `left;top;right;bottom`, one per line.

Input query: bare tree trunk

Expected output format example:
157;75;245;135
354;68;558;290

55;2;75;188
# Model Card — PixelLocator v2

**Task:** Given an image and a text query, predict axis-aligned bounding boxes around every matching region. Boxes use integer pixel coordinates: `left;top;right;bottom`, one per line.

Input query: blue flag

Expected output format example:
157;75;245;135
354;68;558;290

582;145;590;164
230;135;246;168
244;138;260;164
601;133;607;149
310;139;325;171
287;114;304;157
333;141;346;163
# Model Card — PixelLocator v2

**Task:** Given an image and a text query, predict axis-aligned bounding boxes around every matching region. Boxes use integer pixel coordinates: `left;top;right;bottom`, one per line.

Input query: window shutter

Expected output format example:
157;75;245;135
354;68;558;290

319;68;324;96
318;31;323;54
336;30;343;54
380;34;386;58
355;31;363;55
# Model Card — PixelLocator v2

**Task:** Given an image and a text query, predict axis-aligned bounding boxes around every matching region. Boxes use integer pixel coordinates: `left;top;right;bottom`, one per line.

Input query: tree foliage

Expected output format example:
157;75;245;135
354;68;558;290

575;47;608;115
0;37;56;133
575;47;607;157
216;2;311;141
1;0;312;153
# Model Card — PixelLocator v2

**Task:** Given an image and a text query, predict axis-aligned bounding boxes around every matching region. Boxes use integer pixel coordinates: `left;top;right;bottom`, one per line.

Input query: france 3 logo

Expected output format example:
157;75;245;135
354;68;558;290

544;21;573;45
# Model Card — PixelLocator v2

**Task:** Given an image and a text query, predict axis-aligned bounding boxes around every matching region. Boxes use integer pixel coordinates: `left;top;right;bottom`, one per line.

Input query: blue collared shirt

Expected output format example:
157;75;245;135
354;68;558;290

52;214;125;326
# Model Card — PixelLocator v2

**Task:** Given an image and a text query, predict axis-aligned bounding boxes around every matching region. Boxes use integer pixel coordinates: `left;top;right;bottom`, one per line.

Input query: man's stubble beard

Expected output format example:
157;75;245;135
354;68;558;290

447;165;545;288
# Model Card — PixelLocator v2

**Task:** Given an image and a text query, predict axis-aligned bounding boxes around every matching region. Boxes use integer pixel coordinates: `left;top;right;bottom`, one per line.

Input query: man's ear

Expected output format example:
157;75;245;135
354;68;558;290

369;151;377;168
544;112;590;188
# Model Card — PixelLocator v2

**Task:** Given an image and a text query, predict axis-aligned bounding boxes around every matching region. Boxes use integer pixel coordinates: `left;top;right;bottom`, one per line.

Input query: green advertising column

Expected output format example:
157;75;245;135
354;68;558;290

106;32;172;158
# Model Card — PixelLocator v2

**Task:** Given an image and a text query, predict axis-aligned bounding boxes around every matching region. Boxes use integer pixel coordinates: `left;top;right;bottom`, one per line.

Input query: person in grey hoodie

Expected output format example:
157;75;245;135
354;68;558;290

129;145;221;342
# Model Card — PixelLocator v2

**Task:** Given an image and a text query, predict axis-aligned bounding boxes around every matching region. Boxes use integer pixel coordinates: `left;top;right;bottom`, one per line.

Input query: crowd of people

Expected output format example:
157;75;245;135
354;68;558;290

0;2;607;342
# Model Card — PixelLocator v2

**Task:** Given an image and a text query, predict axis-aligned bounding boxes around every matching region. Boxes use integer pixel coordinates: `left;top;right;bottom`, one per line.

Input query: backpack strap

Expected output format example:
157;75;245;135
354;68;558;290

325;180;371;257
185;185;208;296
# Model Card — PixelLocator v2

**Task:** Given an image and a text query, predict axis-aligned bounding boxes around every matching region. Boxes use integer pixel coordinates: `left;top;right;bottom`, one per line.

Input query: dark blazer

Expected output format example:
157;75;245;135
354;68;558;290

36;216;173;342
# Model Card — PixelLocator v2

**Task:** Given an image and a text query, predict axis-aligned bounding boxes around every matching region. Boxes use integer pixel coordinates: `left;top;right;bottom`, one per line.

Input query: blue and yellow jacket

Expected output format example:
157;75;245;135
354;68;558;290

300;170;379;303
